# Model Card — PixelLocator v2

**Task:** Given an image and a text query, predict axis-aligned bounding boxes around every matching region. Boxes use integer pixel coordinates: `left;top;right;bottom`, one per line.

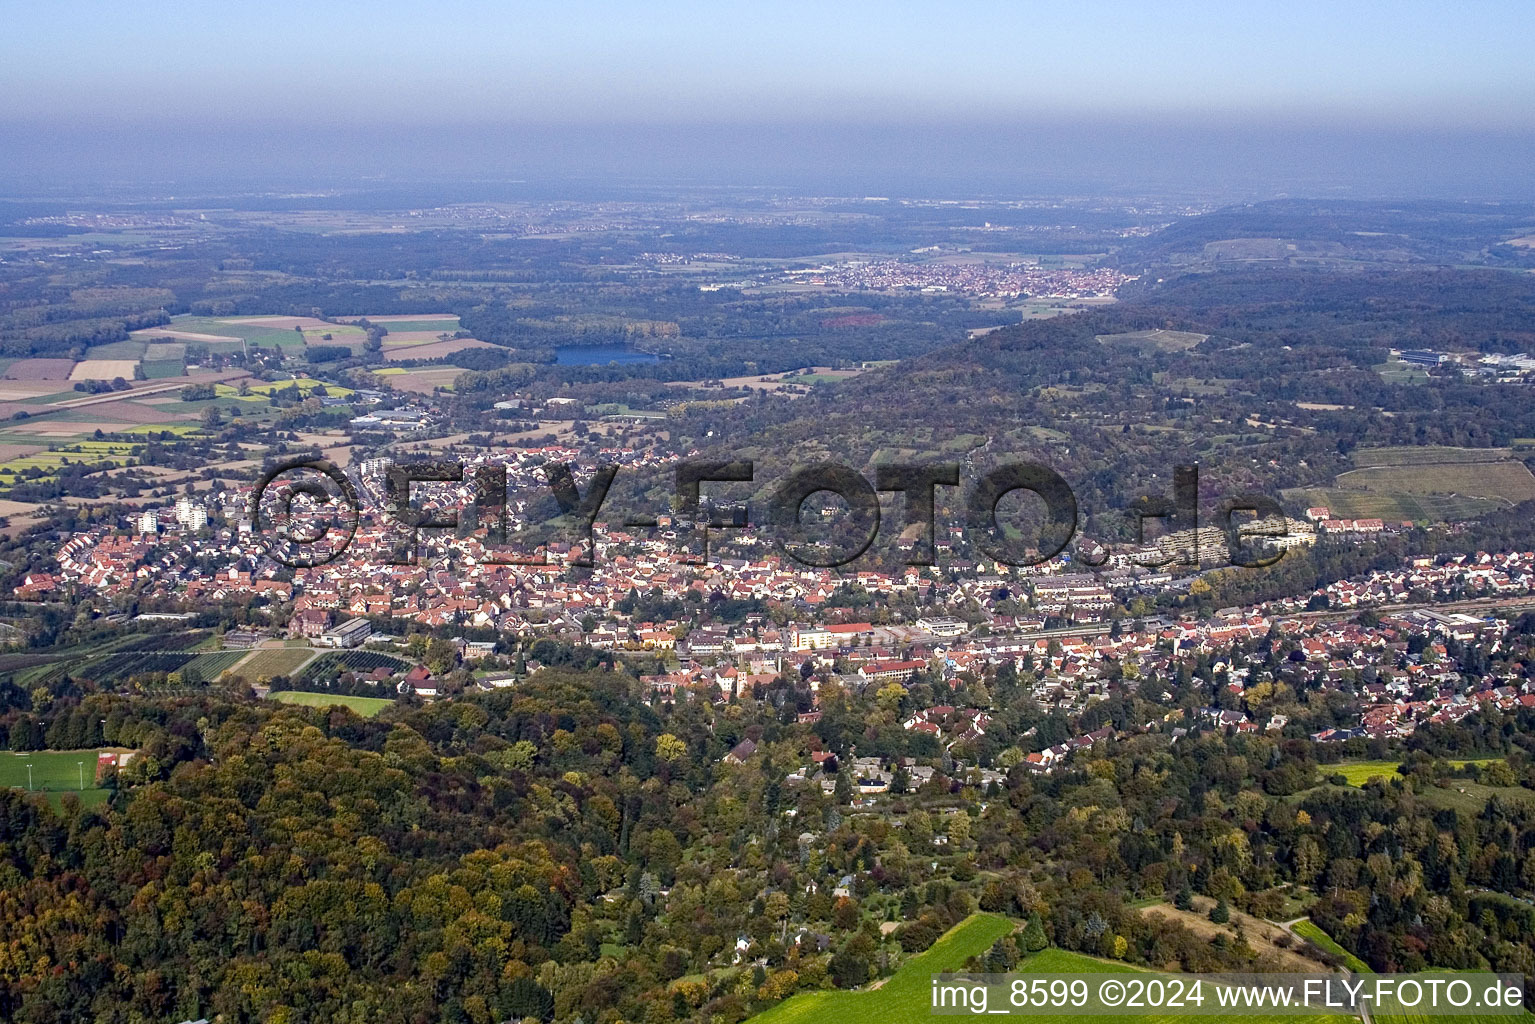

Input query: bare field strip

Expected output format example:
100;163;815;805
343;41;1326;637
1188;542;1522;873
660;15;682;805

381;330;458;346
130;329;243;343
382;338;499;361
340;313;458;323
0;384;72;400
217;315;330;329
381;368;464;393
3;359;77;381
68;360;140;381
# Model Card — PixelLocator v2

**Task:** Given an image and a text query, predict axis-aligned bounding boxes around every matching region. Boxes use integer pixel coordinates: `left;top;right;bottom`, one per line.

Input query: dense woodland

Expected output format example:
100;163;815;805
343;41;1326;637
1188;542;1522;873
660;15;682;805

2;665;1535;1023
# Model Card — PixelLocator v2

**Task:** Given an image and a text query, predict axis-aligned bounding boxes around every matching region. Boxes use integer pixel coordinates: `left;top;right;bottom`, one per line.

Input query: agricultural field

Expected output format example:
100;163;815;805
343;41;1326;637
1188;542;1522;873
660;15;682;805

381;338;499;361
140;359;186;379
1324;758;1510;787
133;316;302;351
69;359;139;381
229;647;318;680
374;366;464;392
1413;779;1535;815
267;690;394;716
1281;487;1502;523
0;440;140;488
180;650;248;681
301;649;411;679
81;651;197;682
342;315;462;333
1351;446;1518;467
2;358;77;381
1333;462;1535;505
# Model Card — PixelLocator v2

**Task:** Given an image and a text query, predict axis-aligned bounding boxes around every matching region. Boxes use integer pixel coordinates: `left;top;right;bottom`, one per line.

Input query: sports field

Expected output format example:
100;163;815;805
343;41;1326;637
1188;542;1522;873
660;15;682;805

1;749;115;809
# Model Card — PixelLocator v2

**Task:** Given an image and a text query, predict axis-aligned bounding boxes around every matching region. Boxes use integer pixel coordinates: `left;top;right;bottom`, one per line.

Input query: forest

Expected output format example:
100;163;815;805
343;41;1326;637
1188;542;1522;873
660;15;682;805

2;656;1534;1023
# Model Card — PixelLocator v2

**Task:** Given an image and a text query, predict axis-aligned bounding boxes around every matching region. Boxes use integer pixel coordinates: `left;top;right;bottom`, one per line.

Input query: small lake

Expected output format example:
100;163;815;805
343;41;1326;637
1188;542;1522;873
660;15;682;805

554;345;660;366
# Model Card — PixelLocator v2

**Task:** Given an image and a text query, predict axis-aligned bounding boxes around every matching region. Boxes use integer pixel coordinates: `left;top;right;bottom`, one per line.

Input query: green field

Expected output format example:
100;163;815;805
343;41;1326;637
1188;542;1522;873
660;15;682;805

140;359;186;379
267;690;393;716
368;319;460;333
154;316;309;350
745;913;1016;1024
1374;359;1432;385
1327;760;1405;785
1327;758;1510;788
747;927;1357;1024
1;749;116;809
1096;329;1209;351
0;440;140;488
84;339;148;359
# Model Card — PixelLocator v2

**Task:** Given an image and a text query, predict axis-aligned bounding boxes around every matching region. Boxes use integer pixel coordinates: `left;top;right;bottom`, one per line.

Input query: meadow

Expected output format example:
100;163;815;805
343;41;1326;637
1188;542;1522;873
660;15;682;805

1334;462;1535;505
744;913;1016;1024
267;690;394;716
1290;920;1370;975
745;921;1358;1024
1326;758;1510;787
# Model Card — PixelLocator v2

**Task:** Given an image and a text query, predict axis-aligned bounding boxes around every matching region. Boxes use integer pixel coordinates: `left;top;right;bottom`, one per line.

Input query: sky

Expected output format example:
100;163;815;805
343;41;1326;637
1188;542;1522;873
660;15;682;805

2;1;1533;194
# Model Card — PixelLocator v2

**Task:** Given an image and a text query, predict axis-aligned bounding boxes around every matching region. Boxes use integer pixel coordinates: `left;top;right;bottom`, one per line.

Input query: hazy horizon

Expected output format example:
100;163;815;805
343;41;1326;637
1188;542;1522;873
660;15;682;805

3;1;1534;197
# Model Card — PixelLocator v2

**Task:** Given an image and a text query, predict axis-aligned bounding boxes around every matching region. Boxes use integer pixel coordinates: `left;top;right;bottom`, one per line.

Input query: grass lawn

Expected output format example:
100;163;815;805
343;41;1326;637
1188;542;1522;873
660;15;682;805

267;690;393;716
745;913;1015;1024
1;749;117;810
748;930;1356;1024
1291;919;1371;975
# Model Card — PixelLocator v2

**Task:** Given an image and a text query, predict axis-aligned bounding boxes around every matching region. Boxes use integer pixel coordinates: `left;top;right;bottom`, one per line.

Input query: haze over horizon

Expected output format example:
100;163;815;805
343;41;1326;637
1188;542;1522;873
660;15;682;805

4;1;1534;196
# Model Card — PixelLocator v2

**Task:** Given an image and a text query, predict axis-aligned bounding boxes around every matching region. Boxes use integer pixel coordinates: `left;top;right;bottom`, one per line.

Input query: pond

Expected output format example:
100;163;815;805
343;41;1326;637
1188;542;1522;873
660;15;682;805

553;345;660;366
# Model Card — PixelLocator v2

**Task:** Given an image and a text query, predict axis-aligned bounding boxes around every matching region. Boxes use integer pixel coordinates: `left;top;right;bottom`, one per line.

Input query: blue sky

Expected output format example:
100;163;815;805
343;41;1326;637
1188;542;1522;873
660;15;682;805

4;0;1532;128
